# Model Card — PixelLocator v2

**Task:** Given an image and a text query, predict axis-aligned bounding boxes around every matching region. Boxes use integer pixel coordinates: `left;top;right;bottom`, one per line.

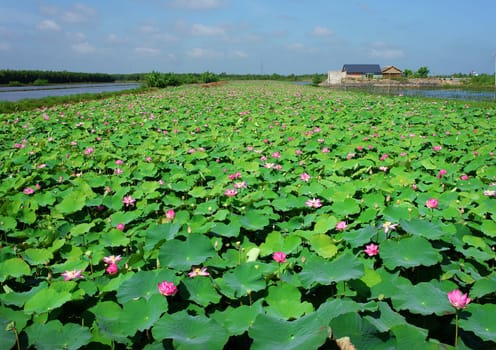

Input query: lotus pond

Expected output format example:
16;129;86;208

0;81;495;349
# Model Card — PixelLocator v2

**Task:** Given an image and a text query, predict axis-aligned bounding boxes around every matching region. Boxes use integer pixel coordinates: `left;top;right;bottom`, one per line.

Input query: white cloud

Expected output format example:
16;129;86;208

287;42;320;54
191;23;225;37
37;19;61;31
186;47;223;58
368;42;404;59
135;47;161;56
140;24;159;34
61;3;96;23
67;32;86;42
310;26;333;37
230;50;248;58
72;42;96;54
167;0;226;10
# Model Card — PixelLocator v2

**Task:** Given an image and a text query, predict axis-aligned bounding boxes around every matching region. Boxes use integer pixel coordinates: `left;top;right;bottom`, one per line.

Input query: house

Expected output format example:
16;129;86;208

342;64;382;79
327;70;347;85
382;65;403;79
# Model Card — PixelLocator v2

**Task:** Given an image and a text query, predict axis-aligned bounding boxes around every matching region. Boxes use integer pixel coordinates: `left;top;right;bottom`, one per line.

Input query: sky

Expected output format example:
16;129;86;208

0;0;494;75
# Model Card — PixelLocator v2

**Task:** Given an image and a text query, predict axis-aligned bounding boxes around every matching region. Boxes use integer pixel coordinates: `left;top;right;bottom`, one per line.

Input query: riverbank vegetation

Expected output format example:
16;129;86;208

1;81;495;349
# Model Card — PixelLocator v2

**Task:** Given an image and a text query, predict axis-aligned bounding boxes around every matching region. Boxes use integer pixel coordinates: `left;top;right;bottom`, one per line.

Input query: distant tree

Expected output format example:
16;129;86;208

201;71;219;83
403;69;413;78
312;74;323;86
415;66;430;78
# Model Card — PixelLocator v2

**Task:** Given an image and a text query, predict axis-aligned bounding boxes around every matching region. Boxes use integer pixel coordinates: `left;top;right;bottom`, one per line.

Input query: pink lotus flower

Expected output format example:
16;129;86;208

103;255;122;264
228;172;242;180
165;209;176;220
271;151;281;159
336;221;347;231
224;188;238;197
379;154;389;161
115;159;124;165
364;243;379;256
158;281;178;296
23;187;35;195
116;223;125;231
106;263;118;275
382;222;398;234
123;195;136;207
300;173;311;182
233;181;247;189
460;174;469;180
305;198;322;208
433;145;442;151
484;189;496;197
273;251;287;263
188;267;210;278
448;289;471;309
437;169;447;178
425;198;439;209
61;269;83;281
84;147;94;155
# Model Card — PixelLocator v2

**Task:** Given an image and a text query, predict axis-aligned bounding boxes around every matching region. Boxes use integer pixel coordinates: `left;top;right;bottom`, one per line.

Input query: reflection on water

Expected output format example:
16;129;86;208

0;83;142;102
341;86;495;102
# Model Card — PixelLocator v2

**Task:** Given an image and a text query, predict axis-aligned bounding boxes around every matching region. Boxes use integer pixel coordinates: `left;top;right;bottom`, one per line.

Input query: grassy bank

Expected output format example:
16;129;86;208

0;86;149;114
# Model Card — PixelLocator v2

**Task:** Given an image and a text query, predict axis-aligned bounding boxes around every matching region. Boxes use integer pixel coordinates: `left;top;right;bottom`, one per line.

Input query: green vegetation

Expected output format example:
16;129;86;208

0;81;495;349
0;69;115;85
0;86;148;114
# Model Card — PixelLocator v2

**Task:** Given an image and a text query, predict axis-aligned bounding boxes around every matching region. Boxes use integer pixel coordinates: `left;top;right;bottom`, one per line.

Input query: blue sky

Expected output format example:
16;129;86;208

0;0;494;75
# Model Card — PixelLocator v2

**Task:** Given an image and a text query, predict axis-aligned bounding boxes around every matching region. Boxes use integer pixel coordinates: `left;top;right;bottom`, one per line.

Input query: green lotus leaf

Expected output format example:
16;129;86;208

158;234;215;270
53;190;89;214
0;215;17;232
24;287;73;314
116;270;176;304
471;272;496;298
239;209;270;231
309;234;338;259
216;262;266;298
332;198;361;216
380;236;442;269
265;284;314;319
330;312;395;349
100;230;130;247
249;312;330;350
212;218;241;238
152;310;229;350
459;303;496;342
480;219;496;237
25;320;91;350
143;223;181;251
182;276;221;306
69;222;95;236
259;231;301;256
0;317;17;350
298;252;363;288
110;210;141;225
399;218;445;239
390;324;440;349
88;301;129;342
210;301;263;335
313;215;337;234
119;294;166;336
22;248;53;265
391;282;453;316
363;301;407;333
0;257;31;282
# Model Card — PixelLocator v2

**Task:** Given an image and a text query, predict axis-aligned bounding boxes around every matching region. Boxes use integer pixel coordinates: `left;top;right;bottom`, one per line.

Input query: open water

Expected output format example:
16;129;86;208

0;83;142;102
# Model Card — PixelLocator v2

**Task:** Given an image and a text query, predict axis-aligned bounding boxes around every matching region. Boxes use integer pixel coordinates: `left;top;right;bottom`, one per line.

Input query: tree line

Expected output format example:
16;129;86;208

0;70;118;85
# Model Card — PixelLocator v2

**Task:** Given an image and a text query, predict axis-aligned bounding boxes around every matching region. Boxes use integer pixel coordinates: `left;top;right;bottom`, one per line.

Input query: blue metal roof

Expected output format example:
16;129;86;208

342;64;382;74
